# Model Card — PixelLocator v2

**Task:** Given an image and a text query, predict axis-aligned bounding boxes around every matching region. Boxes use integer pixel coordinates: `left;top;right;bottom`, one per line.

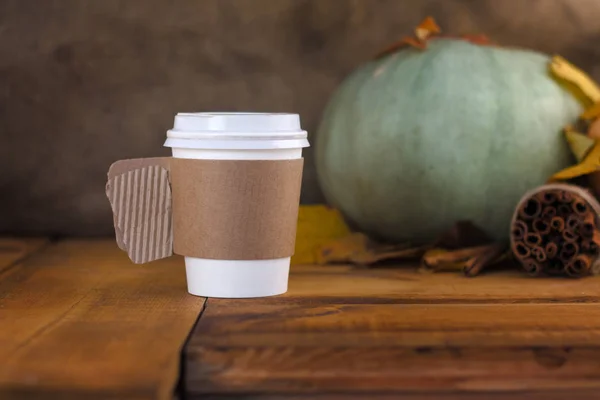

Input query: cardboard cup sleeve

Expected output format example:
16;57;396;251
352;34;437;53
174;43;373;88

106;157;304;264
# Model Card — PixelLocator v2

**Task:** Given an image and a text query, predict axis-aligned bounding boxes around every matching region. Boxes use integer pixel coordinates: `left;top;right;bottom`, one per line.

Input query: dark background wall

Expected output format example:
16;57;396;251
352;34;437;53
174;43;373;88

1;0;599;236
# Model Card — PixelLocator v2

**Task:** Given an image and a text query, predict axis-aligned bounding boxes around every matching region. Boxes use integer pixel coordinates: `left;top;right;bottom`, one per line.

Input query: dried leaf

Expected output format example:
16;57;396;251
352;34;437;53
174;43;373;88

316;233;370;265
589;119;600;141
316;231;428;266
292;205;351;265
581;102;600;120
349;245;429;266
421;244;503;272
550;56;600;103
548;56;600;182
564;129;595;162
550;142;600;181
463;244;507;277
421;248;466;271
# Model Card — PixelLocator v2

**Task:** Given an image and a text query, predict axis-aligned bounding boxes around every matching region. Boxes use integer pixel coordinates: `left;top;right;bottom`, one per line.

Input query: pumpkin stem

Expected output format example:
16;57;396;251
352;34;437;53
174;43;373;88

453;34;494;46
374;17;494;59
415;16;441;40
375;17;441;59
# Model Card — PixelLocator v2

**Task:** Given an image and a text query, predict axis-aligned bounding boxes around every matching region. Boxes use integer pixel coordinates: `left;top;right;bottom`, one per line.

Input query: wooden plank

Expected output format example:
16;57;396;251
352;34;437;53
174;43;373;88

0;238;49;271
195;303;600;334
191;303;600;347
236;264;600;304
185;264;600;399
0;239;205;399
187;304;600;396
189;392;600;400
188;346;600;394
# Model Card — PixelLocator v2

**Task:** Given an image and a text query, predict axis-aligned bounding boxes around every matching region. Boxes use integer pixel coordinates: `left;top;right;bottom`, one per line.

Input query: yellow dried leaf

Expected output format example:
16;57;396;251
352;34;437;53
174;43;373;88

581;102;600;120
421;248;466;271
550;56;600;103
550;142;600;181
564;129;595;162
548;56;600;181
291;205;351;265
590;119;600;141
315;232;370;265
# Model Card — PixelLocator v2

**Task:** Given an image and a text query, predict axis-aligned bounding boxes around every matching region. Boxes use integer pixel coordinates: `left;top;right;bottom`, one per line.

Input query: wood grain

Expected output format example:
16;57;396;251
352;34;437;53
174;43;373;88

190;393;600;400
192;303;600;346
0;238;49;271
216;264;600;304
0;239;205;399
185;264;600;399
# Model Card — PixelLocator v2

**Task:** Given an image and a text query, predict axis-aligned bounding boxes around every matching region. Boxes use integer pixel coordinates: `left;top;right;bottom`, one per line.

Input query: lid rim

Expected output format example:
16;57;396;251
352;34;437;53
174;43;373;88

172;112;302;133
167;129;308;138
163;137;310;150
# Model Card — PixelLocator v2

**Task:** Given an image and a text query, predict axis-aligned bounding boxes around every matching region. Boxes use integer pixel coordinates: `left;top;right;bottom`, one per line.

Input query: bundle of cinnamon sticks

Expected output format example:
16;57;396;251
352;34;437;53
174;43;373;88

510;184;600;277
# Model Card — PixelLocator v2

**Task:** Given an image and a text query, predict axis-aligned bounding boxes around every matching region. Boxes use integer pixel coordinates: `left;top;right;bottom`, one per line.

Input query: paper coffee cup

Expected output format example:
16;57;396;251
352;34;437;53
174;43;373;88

164;112;309;298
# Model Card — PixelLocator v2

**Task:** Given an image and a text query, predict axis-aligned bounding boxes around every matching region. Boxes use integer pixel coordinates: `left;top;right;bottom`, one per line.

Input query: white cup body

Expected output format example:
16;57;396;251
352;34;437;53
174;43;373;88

164;113;308;298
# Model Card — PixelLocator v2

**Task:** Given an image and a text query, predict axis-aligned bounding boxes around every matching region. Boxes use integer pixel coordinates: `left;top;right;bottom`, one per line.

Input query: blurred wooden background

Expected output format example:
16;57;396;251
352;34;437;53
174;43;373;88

1;0;599;236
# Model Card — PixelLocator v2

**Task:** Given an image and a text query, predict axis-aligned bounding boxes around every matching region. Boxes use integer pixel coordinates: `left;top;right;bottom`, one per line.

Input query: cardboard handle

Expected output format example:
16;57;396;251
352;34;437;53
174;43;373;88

106;158;173;264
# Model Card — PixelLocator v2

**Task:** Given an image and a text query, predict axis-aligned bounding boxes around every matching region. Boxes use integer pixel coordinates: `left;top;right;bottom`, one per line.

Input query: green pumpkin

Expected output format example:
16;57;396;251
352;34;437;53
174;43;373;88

315;39;583;243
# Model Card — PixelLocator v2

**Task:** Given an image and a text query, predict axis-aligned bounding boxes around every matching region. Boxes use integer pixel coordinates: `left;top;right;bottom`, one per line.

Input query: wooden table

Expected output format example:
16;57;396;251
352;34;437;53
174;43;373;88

0;238;204;399
4;239;600;399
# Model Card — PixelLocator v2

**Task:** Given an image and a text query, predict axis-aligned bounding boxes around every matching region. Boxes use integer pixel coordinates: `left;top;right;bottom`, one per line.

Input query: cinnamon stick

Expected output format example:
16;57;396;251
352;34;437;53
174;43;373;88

463;243;506;277
580;213;596;239
519;198;542;220
550;216;565;232
591;231;600;247
565;254;592;277
563;228;578;242
522;258;542;276
566;214;580;231
422;244;499;269
539;191;557;205
582;240;592;252
572;198;589;216
582;212;595;224
559;242;579;262
580;221;595;239
531;246;547;262
525;232;542;247
558;190;574;203
511;184;600;277
546;260;565;276
511;220;528;241
558;205;571;216
513;241;531;259
541;206;557;219
593;260;600;276
545;242;558;258
532;219;551;235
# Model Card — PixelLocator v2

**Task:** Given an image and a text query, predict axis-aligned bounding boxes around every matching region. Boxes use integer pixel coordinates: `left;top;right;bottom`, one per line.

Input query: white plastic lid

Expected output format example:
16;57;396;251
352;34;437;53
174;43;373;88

164;112;309;150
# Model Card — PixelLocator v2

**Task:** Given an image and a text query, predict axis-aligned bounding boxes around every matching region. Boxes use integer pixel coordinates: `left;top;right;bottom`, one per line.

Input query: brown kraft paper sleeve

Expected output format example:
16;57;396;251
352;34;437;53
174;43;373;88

170;158;304;260
106;158;173;264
